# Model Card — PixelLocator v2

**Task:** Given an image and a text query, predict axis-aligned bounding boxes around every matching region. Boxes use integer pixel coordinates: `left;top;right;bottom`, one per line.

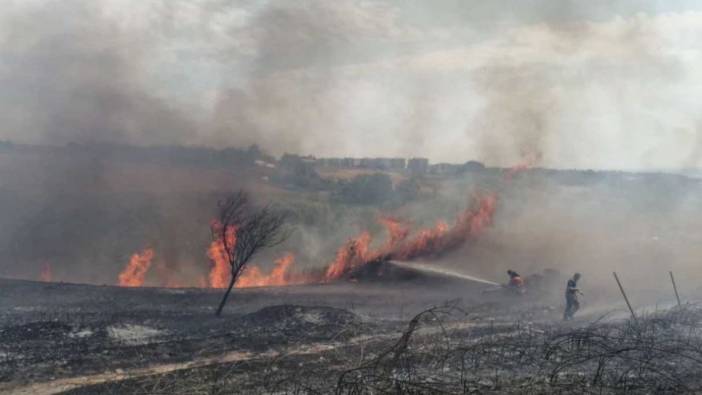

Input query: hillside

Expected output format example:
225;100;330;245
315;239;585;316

0;143;701;292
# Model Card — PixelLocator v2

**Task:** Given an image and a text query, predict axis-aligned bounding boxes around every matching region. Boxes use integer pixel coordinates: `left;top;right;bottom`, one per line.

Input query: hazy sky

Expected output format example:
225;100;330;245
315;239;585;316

1;0;701;169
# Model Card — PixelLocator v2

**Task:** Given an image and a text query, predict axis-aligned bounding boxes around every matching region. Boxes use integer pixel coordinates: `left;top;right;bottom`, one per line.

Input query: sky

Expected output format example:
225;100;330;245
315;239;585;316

0;0;701;169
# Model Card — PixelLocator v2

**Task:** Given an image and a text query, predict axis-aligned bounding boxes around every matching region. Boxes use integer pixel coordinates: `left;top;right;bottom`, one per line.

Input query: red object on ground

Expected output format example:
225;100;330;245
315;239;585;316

510;276;524;288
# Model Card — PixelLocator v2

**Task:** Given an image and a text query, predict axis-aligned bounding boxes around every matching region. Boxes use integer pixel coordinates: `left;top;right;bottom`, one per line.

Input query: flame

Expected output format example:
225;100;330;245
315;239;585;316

378;216;410;248
111;194;497;289
118;248;155;287
325;232;375;281
236;253;298;288
206;221;307;289
396;194;497;260
207;223;236;288
39;262;52;282
323;194;497;281
504;153;542;181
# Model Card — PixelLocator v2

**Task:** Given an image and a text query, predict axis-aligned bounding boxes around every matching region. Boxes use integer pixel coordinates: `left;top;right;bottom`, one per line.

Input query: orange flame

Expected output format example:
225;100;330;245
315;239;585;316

118;249;155;287
207;223;236;288
115;195;496;289
378;216;410;248
236;253;299;288
325;232;375;281
504;153;542;181
39;262;52;282
323;194;497;281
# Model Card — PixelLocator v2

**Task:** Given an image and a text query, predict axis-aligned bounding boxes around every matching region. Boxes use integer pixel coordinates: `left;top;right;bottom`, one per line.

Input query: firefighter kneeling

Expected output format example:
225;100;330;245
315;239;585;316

506;270;525;295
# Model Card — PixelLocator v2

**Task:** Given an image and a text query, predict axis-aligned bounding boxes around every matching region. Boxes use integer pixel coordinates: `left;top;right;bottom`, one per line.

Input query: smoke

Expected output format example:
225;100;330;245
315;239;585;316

1;0;702;293
471;64;556;166
209;0;409;156
206;2;702;169
462;11;699;169
0;1;701;169
0;1;197;146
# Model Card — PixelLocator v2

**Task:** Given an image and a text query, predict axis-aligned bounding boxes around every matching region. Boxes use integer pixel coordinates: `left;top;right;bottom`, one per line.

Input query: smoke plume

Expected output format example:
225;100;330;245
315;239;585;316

1;1;702;291
0;1;700;168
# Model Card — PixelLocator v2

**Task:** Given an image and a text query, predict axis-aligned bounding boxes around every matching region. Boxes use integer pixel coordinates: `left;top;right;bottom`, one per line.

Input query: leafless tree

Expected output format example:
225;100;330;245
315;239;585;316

212;190;289;316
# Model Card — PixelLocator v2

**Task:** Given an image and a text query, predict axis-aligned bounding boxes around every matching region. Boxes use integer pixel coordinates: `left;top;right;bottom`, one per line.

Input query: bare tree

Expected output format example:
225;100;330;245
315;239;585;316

211;190;289;316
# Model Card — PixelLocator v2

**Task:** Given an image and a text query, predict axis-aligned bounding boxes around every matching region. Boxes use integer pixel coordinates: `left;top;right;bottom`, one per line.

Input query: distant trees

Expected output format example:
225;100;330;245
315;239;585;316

212;191;289;316
60;142;271;168
276;154;328;190
395;178;421;203
332;173;427;205
335;173;394;204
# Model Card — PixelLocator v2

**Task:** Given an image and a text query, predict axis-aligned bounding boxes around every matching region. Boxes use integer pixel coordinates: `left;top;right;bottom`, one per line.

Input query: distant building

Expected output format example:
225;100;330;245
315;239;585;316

317;158;341;168
408;158;429;175
280;153;316;167
429;163;463;176
389;158;407;170
463;160;485;172
302;155;414;172
340;157;355;168
254;160;276;169
375;158;392;169
356;157;407;170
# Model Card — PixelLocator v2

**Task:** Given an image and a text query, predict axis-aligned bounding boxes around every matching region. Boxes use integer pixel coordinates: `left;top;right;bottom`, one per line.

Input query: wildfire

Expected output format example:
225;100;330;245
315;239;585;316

117;248;155;287
323;193;497;281
236;253;299;288
39;262;52;282
325;232;374;280
207;223;236;288
378;216;410;248
109;193;497;289
504;153;542;181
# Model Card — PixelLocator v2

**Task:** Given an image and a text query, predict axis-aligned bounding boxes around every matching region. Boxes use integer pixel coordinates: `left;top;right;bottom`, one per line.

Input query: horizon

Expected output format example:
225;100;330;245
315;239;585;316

0;1;701;170
4;138;702;174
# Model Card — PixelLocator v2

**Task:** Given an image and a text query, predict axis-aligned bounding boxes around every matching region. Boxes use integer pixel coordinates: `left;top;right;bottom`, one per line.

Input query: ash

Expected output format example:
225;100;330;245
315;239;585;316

1;277;701;394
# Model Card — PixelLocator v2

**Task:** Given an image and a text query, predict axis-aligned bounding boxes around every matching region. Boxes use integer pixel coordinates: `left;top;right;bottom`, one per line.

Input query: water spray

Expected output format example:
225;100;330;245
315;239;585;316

388;261;500;286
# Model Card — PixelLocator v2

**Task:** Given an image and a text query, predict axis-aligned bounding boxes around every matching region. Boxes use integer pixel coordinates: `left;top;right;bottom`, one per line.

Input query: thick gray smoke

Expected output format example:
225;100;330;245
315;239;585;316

1;1;700;168
1;0;702;293
0;1;196;146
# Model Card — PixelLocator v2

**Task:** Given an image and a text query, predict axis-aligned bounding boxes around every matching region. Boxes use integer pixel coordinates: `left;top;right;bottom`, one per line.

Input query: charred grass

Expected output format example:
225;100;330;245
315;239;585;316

62;304;702;394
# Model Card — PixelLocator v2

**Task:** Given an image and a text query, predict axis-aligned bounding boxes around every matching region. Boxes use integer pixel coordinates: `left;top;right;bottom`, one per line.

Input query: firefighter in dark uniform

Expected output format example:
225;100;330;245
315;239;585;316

563;273;582;320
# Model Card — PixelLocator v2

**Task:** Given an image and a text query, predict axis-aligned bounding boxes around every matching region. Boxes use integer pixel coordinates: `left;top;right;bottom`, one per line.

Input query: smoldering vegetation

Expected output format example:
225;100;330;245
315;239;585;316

0;1;701;288
1;1;701;394
2;141;702;295
2;263;699;394
46;298;702;394
0;275;485;391
334;304;702;394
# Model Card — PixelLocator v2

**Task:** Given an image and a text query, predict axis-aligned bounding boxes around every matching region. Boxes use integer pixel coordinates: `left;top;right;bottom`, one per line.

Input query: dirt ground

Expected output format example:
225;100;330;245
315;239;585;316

0;273;698;394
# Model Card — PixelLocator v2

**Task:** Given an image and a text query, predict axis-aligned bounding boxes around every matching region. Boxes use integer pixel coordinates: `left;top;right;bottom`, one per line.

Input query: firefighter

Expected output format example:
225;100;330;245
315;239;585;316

506;270;525;294
563;273;582;321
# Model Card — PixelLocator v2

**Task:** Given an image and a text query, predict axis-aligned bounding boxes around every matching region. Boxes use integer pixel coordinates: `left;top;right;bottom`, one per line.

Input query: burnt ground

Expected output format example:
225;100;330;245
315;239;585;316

1;272;700;394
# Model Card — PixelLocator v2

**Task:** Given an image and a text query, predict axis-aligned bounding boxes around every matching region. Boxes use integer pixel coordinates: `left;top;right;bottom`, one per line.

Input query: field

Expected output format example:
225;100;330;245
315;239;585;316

1;272;701;394
2;145;702;393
